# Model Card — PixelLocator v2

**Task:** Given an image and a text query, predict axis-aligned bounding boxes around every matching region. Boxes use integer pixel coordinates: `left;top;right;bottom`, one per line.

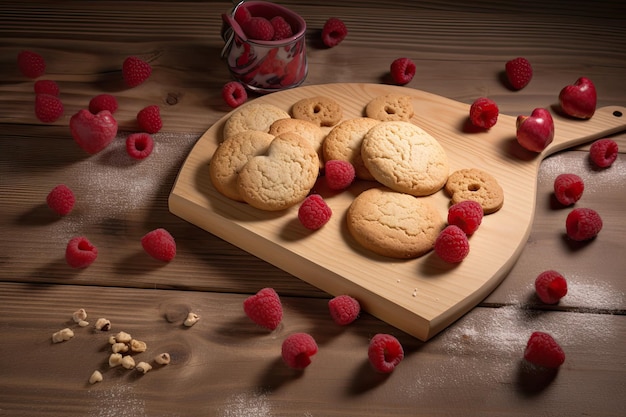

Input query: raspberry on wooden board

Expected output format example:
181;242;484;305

141;228;176;261
535;270;568;304
298;194;332;230
368;333;404;373
46;184;75;216
505;57;532;90
321;17;347;47
65;236;98;268
589;138;618;168
328;295;360;325
524;332;565;369
17;50;46;78
390;57;416;85
122;56;152;87
281;333;318;370
243;288;283;330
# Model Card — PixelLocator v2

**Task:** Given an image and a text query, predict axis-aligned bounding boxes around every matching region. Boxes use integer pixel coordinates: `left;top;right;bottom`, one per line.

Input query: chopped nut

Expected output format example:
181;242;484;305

72;308;87;323
95;318;111;331
129;339;147;353
136;361;152;374
78;320;89;327
183;312;199;327
154;353;171;365
108;335;117;345
114;331;132;343
108;353;123;367
121;355;136;370
52;328;74;343
89;370;103;384
112;342;129;353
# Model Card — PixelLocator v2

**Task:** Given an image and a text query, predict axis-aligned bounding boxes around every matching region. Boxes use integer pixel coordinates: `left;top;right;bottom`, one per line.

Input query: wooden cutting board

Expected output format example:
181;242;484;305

168;83;625;341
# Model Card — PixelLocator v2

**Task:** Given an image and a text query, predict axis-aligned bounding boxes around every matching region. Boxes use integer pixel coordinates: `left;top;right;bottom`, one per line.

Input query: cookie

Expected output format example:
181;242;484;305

237;132;320;211
361;121;449;196
347;187;444;259
291;96;343;127
323;117;381;181
365;94;414;122
209;130;275;201
445;168;504;214
268;118;326;168
223;103;290;140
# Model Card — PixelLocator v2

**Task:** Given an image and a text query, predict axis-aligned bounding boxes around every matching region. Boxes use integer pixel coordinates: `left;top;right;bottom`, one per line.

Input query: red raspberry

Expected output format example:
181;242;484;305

523;331;565;369
17;50;46;79
46;184;75;216
589;138;618;168
141;228;176;262
298;194;332;230
35;94;64;123
447;200;483;235
233;6;251;25
505;57;533;90
271;16;293;41
535;270;568;304
243;287;283;331
222;81;248;108
565;208;602;241
328;295;360;326
368;333;404;373
122;56;152;87
242;16;275;41
34;80;59;96
126;133;154;160
390;57;416;85
65;236;98;269
434;225;470;263
553;173;584;206
281;333;318;370
89;94;119;114
321;17;348;48
136;105;163;134
324;160;355;190
469;97;499;129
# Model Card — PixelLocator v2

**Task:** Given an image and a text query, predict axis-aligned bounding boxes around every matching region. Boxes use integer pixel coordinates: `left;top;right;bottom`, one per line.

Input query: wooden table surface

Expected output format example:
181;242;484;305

1;1;624;416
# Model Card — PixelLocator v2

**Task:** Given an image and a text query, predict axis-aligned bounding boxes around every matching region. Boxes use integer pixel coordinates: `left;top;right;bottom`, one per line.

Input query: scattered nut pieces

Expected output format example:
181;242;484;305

52;328;74;343
89;370;103;384
129;339;147;353
72;308;88;323
109;353;123;367
78;320;89;327
136;361;152;374
112;342;129;354
114;331;132;343
121;355;136;370
183;312;200;327
154;352;171;365
95;318;111;331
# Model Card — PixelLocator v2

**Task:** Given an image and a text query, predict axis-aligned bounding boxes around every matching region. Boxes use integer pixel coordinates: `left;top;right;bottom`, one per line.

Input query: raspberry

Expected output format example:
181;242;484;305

233;6;251;25
553;173;584;206
523;331;565;369
324;160;355;190
35;94;64;123
321;17;348;48
126;133;154;160
368;333;404;373
328;295;360;326
298;194;332;230
565;207;602;241
46;184;75;216
242;16;274;41
281;333;318;370
136;105;162;134
390;57;416;85
447;200;483;235
469;97;499;129
222;81;248;108
65;236;98;269
271;16;293;41
34;80;59;96
589;138;618;168
17;50;46;78
141;228;176;262
89;94;119;114
505;57;533;90
434;225;470;263
122;56;152;87
243;288;283;331
535;270;568;304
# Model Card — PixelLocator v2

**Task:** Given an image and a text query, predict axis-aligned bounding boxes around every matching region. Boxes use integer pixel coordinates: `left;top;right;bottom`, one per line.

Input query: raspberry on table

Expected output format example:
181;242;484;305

434;225;470;263
122;56;152;87
390;57;416;85
222;81;248;108
566;207;602;241
35;93;64;123
281;333;318;370
328;295;360;326
243;287;283;331
324;160;355;190
65;236;98;269
523;331;565;369
136;105;163;134
447;200;483;235
535;270;568;304
321;17;348;48
141;228;176;262
242;16;275;41
17;50;46;79
89;94;119;114
553;173;584;206
505;57;533;90
34;80;60;96
271;16;293;41
298;194;332;230
589;138;618;168
469;97;499;129
368;333;404;373
46;184;75;216
126;133;154;160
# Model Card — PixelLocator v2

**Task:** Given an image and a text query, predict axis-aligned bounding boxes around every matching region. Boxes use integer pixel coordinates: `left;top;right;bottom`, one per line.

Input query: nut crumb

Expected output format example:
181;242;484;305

183;312;199;327
95;318;111;331
89;370;103;384
78;320;89;327
130;339;147;353
109;353;123;367
72;308;87;323
121;355;136;370
52;328;74;343
114;331;132;343
136;361;152;374
154;353;171;365
112;342;129;353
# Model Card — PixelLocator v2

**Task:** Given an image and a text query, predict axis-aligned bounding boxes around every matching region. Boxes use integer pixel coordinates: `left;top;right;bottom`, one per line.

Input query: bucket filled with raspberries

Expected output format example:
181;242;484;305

221;1;308;93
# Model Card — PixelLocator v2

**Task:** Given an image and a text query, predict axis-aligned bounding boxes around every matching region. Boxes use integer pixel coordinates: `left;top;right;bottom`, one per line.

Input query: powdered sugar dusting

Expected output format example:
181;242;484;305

219;389;272;417
88;384;147;417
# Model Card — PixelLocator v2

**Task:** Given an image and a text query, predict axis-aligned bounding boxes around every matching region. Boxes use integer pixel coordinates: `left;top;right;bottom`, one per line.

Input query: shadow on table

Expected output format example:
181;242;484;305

515;359;559;396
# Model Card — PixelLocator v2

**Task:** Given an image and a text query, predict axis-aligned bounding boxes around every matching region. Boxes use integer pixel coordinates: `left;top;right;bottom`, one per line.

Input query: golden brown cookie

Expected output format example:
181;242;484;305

444;168;504;214
323;117;381;181
223;103;290;140
365;94;414;122
237;132;320;211
361;121;449;196
347;187;445;259
291;96;343;127
268;118;326;168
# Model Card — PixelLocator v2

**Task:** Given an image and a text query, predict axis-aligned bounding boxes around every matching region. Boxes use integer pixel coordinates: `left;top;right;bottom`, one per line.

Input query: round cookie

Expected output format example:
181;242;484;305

323;117;381;181
347;187;445;259
291;96;343;127
365;94;414;122
361;121;449;196
445;168;504;214
223;103;290;140
237;132;320;211
209;130;275;201
268;118;326;168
